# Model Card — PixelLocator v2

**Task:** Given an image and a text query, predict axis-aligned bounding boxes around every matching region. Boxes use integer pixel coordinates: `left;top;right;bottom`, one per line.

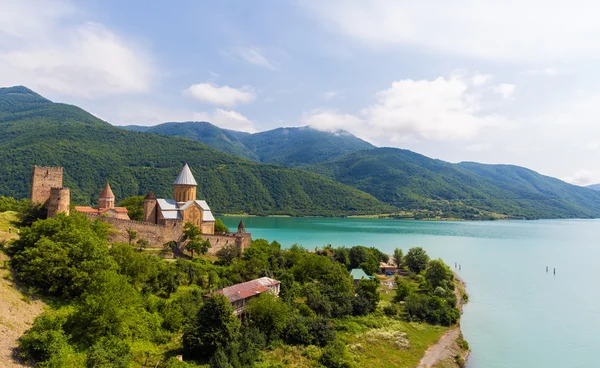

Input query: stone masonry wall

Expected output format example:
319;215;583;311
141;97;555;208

84;213;251;256
31;166;63;204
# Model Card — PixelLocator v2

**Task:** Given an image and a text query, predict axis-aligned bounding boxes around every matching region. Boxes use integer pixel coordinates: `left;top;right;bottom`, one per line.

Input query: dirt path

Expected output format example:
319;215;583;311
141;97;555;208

417;273;468;368
0;252;46;368
417;328;461;368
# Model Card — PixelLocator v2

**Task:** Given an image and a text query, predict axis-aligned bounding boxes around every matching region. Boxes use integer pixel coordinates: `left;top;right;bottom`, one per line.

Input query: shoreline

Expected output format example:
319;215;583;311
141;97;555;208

417;273;470;368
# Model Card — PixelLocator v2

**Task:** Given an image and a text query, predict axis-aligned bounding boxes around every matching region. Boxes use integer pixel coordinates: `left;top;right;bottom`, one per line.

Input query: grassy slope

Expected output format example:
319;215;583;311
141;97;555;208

0;213;46;368
0;87;394;216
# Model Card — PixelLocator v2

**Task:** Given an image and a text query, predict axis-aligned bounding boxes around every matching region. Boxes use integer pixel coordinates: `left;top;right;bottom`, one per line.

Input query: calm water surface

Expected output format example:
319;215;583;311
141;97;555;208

222;216;600;368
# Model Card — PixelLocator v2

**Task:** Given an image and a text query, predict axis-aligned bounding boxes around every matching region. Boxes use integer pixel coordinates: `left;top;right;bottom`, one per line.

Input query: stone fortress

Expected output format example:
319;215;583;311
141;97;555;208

30;164;251;256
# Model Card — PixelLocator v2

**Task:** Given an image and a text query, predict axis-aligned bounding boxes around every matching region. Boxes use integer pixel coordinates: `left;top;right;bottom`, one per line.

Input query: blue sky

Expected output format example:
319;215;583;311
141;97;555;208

2;0;600;185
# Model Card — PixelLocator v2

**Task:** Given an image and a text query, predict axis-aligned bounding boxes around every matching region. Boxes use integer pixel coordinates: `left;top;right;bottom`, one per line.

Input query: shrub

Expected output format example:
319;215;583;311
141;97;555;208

383;303;398;317
320;340;354;368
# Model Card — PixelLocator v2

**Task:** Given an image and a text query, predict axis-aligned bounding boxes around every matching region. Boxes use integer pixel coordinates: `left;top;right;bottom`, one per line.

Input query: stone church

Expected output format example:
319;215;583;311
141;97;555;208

142;163;215;234
75;183;130;220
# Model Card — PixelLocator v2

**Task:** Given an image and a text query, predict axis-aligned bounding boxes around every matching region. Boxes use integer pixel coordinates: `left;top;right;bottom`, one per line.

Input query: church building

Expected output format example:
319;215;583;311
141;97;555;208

143;163;216;234
75;183;130;220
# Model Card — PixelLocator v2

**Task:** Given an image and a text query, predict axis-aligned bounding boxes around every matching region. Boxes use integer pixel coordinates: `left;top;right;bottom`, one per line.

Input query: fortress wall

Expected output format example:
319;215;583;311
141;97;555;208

31;166;63;204
47;187;70;217
83;213;251;255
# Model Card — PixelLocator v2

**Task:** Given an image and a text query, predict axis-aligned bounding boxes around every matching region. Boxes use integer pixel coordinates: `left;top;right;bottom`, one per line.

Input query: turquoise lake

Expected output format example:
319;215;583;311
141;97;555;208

221;216;600;368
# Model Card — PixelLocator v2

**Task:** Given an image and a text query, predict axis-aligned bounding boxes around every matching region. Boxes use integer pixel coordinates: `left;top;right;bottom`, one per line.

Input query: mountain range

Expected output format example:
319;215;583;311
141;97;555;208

2;85;600;219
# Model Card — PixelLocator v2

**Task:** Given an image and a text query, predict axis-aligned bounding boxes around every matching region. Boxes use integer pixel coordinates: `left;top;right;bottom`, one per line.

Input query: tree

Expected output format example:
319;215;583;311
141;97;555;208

136;238;149;252
349;246;379;275
425;259;454;290
181;222;211;258
393;248;403;268
119;196;144;221
320;340;353;368
352;278;380;316
8;212;115;298
183;293;241;360
393;276;412;302
126;228;137;246
246;293;290;342
215;244;239;265
214;218;229;233
404;247;430;273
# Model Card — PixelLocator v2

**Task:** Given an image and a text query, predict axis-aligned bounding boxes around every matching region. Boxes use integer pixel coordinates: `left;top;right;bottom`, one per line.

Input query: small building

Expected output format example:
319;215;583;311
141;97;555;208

350;268;370;286
209;277;280;316
75;183;130;220
380;262;397;275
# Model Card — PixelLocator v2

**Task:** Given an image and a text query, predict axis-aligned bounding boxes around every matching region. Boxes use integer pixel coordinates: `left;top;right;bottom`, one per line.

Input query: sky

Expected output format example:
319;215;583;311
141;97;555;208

1;0;600;185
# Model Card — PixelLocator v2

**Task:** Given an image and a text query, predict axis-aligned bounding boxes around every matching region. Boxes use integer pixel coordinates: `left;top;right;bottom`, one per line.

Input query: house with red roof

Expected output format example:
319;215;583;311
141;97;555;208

208;277;281;316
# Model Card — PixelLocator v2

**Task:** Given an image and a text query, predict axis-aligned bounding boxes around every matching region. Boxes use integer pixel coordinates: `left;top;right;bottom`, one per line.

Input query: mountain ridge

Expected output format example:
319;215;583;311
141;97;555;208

0;86;395;216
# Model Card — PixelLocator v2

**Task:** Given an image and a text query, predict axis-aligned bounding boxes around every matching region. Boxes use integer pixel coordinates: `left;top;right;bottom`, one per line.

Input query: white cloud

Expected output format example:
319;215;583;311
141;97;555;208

185;83;256;106
302;109;363;132
464;143;493;152
305;73;509;142
562;169;600;186
304;0;600;63
492;83;516;99
471;74;492;86
0;0;154;97
111;104;256;132
237;48;278;70
524;68;560;76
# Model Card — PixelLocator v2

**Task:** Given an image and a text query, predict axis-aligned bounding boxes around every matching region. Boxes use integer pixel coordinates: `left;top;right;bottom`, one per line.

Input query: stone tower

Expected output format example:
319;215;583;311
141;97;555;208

98;183;115;210
173;163;197;203
143;191;158;223
47;187;70;217
31;166;63;204
238;219;246;233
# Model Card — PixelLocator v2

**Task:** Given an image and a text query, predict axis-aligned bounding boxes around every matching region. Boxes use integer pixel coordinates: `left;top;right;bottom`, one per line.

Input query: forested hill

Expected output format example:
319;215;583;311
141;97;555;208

120;123;375;167
585;183;600;191
307;148;600;219
121;122;258;161
0;86;395;216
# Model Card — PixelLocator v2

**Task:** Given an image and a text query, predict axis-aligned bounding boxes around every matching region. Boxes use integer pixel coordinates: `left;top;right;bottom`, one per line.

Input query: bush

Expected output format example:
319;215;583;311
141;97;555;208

214;218;230;233
393;277;412;302
319;340;354;368
404;294;459;326
383;304;398;317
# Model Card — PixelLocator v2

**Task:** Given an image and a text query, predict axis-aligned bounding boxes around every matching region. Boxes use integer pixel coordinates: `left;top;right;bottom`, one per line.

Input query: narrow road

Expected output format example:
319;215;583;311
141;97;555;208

417;327;460;368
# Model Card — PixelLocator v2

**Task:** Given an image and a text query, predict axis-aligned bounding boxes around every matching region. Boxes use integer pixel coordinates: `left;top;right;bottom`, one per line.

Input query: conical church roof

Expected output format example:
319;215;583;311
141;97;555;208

99;183;115;199
174;163;197;185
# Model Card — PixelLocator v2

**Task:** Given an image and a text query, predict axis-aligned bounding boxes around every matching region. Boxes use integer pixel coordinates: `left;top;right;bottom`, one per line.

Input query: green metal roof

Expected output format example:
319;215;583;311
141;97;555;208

350;268;369;280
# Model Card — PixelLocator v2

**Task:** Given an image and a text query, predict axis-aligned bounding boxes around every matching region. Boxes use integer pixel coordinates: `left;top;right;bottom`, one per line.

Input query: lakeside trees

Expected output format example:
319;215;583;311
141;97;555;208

4;211;461;367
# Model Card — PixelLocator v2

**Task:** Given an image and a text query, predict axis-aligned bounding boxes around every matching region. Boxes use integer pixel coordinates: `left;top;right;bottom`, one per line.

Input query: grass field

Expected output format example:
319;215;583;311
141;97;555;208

0;211;18;242
262;314;448;368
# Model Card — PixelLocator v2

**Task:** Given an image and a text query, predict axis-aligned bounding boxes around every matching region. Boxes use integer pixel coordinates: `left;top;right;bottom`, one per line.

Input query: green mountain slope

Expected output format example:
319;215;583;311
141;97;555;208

585;184;600;191
240;126;375;166
119;123;375;167
121;122;258;161
0;86;395;216
307;148;600;219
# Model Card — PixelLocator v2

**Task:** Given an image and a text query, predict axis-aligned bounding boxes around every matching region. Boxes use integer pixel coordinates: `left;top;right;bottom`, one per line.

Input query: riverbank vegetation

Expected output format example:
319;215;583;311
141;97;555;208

1;209;464;367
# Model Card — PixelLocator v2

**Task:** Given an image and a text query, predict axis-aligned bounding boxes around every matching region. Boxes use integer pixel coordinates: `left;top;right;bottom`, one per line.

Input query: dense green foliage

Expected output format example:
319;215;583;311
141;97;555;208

404;247;430;274
119;196;145;221
391;248;460;326
11;213;427;366
214;218;229;233
307;148;600;219
122;122;258;161
0;86;394;216
121;123;375;167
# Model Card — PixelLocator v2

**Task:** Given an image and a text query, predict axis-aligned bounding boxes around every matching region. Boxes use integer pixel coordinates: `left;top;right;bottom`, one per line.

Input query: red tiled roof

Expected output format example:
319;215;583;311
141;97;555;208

99;183;115;199
75;206;128;214
209;277;280;303
74;206;97;213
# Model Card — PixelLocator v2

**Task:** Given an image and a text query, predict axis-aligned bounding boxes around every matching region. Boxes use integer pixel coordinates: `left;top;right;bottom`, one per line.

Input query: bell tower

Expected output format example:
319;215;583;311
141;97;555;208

173;163;197;203
98;183;115;210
